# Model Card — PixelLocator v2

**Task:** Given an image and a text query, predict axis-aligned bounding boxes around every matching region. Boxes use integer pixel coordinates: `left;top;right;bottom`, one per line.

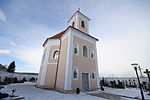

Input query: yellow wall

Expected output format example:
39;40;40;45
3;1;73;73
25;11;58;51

72;36;97;91
55;37;68;91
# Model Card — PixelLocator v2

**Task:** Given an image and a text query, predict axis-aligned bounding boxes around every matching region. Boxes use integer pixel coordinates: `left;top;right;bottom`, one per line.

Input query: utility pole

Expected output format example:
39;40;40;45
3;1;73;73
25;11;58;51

144;69;150;95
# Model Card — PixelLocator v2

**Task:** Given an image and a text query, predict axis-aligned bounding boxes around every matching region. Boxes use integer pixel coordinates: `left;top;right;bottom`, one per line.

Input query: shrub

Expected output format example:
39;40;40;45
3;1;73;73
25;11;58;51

29;77;35;82
76;88;80;94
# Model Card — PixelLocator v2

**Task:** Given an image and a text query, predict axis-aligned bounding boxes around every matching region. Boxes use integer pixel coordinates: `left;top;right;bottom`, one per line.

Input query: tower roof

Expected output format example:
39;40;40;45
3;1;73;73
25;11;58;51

68;11;90;23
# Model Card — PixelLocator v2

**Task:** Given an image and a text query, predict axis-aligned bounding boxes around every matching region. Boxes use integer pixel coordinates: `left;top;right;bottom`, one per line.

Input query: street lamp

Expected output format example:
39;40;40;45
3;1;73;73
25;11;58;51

131;63;145;100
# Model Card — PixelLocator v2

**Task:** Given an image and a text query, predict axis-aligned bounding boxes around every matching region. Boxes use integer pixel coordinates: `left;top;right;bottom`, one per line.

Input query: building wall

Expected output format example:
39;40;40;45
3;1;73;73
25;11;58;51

37;27;99;92
42;45;59;88
48;46;59;63
37;65;43;84
37;39;60;86
72;36;97;91
61;27;99;92
55;37;68;92
37;48;47;84
44;64;57;88
0;71;38;82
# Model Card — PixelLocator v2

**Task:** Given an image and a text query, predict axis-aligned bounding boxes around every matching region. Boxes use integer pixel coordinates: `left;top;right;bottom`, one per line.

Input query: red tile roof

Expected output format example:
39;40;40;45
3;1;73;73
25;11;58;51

43;26;98;46
42;29;67;46
49;30;67;39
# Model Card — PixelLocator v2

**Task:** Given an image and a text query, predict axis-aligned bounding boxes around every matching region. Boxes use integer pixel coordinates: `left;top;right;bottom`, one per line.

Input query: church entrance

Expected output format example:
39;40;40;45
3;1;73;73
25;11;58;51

82;73;89;91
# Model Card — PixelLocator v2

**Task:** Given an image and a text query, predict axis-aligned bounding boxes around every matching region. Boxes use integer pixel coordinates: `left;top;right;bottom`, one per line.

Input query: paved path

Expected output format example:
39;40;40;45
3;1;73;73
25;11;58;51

87;91;141;100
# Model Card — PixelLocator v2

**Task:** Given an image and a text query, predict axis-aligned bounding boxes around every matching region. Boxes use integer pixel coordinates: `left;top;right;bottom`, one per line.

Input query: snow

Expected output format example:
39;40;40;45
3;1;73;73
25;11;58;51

1;82;150;100
103;87;150;100
88;87;150;100
1;82;106;100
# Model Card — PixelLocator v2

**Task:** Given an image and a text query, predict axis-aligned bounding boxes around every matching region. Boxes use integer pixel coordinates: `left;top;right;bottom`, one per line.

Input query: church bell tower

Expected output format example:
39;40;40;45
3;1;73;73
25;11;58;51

68;9;90;34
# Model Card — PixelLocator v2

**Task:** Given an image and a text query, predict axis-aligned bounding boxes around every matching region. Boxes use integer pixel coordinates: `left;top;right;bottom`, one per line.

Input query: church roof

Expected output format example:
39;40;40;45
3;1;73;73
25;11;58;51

43;26;98;46
49;30;67;39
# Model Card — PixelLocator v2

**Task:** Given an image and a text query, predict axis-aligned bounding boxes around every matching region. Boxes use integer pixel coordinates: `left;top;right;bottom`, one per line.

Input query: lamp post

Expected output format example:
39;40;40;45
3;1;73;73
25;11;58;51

131;63;145;100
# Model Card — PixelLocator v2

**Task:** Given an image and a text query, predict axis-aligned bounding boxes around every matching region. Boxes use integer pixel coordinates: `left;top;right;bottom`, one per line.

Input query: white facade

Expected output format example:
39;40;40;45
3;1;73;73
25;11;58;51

38;39;60;85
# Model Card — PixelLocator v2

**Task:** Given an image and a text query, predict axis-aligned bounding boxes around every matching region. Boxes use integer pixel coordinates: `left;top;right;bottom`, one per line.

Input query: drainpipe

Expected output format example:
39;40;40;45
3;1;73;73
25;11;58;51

54;38;62;89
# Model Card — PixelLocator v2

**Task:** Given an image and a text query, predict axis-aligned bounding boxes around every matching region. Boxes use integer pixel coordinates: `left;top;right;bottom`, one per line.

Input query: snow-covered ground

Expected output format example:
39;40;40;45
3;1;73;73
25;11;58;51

1;82;150;100
1;82;106;100
88;87;150;100
103;87;150;100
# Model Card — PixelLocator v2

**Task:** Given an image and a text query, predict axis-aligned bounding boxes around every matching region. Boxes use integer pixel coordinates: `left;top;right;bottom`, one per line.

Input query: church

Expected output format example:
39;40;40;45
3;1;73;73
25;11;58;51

36;10;99;93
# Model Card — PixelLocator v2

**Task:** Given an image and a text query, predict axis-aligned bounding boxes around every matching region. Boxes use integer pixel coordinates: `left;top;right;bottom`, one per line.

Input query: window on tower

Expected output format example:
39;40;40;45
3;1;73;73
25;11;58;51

83;45;88;57
81;21;85;28
53;50;59;59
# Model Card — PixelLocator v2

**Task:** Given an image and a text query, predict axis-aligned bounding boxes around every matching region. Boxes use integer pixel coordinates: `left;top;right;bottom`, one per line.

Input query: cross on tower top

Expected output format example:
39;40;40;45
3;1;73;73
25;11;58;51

77;5;80;11
77;7;80;11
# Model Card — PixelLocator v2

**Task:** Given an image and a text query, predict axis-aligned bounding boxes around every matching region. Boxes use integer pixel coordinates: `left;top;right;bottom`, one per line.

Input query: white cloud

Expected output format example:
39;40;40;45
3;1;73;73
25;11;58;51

7;40;42;72
10;41;17;47
97;32;150;77
12;46;43;71
6;24;55;72
19;45;26;49
9;41;27;49
0;8;6;22
0;49;10;55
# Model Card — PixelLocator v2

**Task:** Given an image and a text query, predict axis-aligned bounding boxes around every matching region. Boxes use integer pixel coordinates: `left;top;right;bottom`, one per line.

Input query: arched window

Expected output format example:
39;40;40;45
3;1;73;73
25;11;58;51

81;21;85;28
72;22;75;27
53;50;59;59
83;45;88;57
73;66;79;80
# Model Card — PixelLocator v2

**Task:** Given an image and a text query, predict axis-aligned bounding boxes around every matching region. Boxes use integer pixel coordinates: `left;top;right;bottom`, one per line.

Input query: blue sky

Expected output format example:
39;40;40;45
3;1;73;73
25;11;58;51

0;0;150;77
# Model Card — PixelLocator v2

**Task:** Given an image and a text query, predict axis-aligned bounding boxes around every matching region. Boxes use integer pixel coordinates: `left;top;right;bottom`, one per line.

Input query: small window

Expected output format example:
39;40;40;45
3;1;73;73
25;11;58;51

91;70;96;79
81;21;85;28
73;66;79;80
83;45;88;57
53;50;59;59
72;22;75;27
74;43;79;55
91;49;94;58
